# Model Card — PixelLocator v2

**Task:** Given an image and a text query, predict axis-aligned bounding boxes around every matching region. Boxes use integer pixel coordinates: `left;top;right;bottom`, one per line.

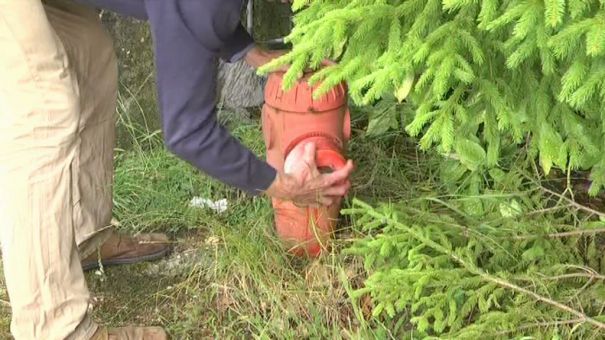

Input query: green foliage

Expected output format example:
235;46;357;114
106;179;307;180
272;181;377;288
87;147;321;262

259;0;605;194
342;180;605;338
259;2;605;336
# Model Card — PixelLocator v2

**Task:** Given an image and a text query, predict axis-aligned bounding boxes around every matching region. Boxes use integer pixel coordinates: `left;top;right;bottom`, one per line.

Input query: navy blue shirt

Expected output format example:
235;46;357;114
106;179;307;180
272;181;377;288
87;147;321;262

78;0;277;195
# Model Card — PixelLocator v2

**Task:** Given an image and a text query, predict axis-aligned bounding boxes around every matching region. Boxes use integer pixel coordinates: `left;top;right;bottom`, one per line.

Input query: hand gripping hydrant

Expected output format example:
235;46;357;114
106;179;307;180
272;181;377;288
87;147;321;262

261;71;351;257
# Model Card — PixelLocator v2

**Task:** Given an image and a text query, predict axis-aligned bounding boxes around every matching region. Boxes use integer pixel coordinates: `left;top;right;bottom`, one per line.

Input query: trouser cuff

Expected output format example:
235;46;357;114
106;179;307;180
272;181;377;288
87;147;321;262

77;225;114;260
67;313;99;340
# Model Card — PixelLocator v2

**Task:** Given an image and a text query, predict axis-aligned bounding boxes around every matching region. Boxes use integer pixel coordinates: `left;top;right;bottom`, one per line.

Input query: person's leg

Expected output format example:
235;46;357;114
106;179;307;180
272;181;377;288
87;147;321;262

43;2;169;337
0;0;97;338
43;0;117;261
43;0;171;272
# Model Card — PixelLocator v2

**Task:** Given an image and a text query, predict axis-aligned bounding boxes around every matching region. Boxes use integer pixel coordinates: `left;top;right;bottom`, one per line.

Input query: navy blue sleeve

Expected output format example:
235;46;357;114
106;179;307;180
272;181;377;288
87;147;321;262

79;0;277;195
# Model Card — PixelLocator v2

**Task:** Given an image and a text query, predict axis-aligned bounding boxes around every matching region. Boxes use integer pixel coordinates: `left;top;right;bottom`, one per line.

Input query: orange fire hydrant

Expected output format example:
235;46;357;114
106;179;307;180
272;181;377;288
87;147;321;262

261;71;351;257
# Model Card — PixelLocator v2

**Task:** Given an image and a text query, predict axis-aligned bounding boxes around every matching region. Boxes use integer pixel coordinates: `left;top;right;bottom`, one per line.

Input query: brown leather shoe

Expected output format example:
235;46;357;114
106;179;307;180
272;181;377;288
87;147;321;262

91;325;169;340
82;231;172;271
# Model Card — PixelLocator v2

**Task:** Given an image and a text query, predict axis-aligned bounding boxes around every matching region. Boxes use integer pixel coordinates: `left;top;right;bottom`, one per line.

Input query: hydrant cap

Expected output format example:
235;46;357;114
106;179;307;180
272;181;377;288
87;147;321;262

264;72;348;112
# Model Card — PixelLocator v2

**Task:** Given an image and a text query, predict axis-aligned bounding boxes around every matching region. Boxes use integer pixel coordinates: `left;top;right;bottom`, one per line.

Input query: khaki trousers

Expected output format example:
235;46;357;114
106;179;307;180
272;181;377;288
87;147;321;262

0;0;117;338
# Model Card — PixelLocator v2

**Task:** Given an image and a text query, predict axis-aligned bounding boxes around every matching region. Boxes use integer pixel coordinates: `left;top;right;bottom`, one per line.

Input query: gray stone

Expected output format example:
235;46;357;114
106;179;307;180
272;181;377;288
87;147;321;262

216;58;267;123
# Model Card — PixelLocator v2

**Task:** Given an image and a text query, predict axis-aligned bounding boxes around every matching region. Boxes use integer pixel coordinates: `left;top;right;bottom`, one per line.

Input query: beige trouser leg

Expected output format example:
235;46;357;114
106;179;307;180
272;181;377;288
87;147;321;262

0;0;117;338
44;0;117;260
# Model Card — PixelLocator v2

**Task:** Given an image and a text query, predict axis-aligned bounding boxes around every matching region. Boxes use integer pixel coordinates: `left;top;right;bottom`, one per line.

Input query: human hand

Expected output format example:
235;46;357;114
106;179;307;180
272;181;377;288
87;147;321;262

245;45;336;73
244;46;289;71
264;142;354;207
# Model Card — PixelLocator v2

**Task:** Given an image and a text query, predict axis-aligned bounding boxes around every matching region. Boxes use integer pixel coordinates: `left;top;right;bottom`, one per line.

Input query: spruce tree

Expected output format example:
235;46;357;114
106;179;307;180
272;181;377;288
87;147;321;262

258;1;605;337
260;0;605;195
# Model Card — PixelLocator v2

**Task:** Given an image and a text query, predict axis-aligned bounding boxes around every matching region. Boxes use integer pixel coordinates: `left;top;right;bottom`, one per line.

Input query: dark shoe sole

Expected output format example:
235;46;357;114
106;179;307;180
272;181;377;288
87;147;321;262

82;246;173;272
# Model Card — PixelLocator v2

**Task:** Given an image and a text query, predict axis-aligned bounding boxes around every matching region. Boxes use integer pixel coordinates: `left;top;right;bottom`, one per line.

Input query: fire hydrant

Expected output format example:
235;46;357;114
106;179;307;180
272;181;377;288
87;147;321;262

261;71;351;257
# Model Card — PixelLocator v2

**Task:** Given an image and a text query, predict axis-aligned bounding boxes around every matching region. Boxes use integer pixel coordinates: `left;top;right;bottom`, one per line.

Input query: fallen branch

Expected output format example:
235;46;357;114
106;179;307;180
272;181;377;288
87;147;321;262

537;184;605;219
485;275;605;330
511;227;605;240
494;318;585;336
516;272;605;282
